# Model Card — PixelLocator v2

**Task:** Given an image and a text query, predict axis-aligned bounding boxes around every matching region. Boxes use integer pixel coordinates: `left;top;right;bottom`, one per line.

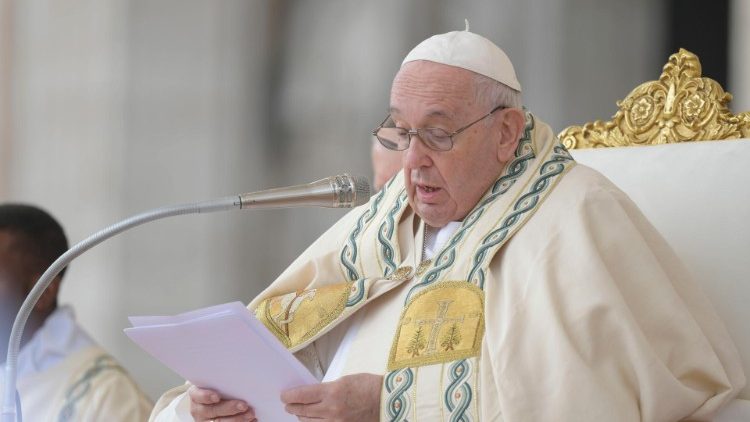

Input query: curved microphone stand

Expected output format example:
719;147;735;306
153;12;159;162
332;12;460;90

1;174;370;422
1;196;238;422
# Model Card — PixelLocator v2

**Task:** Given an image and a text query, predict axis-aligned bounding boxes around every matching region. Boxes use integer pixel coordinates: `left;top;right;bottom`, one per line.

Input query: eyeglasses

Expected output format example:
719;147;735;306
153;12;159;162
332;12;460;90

372;104;506;152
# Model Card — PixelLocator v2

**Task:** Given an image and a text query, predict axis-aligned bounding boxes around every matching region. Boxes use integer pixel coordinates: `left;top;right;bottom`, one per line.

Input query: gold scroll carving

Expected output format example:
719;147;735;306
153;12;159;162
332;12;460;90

559;49;750;149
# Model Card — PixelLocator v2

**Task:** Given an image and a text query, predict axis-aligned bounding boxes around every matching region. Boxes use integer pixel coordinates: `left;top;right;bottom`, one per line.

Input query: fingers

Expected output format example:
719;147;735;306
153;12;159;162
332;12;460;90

188;386;253;421
281;384;325;405
188;386;221;405
214;412;257;422
285;374;384;421
192;400;252;419
284;401;328;419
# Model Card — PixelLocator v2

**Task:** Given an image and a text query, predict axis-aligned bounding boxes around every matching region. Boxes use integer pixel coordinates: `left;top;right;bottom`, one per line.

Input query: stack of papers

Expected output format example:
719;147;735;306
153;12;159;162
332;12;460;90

125;301;317;421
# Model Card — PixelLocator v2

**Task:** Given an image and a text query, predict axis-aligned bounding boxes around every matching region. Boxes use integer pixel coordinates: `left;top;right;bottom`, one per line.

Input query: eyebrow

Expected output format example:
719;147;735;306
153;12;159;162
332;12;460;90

388;107;453;119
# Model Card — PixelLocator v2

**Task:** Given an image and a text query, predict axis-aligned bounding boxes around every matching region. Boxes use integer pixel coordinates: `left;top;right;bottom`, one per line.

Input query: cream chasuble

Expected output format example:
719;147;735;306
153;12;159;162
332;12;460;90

151;113;744;421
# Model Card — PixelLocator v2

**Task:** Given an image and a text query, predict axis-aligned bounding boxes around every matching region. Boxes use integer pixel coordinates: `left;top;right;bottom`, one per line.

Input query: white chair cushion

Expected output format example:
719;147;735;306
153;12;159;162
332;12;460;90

571;139;750;400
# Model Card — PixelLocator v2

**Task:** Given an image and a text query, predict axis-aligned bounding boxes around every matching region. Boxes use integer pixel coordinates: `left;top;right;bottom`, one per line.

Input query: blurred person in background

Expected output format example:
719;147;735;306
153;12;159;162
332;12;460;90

371;137;404;191
0;204;153;421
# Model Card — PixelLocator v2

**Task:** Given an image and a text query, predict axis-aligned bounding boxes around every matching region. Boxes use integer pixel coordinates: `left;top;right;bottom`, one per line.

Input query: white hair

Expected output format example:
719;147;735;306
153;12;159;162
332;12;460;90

472;73;523;110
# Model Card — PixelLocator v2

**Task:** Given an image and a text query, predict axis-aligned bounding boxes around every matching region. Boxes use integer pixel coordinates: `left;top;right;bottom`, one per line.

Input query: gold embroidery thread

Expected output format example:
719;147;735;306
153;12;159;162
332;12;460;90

415;259;432;277
388;281;485;371
255;282;351;349
388;266;414;282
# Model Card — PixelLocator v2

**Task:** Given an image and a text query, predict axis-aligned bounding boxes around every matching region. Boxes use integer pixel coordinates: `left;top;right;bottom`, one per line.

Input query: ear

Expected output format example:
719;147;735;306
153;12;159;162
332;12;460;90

495;108;526;163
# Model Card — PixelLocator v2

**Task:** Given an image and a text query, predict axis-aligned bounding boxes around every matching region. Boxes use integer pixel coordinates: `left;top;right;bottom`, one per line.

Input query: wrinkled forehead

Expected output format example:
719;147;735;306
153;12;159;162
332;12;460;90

390;61;478;114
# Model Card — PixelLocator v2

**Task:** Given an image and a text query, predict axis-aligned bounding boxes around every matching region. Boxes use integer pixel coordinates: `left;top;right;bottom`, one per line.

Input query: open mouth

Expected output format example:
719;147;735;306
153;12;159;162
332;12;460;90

418;184;440;193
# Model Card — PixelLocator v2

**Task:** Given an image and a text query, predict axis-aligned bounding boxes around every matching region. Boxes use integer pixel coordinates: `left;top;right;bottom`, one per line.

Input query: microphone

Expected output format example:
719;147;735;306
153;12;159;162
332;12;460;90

2;174;370;422
238;174;370;209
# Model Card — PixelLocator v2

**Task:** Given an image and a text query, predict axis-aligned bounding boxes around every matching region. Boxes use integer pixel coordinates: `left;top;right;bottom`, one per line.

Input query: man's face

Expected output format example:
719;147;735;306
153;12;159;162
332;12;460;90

390;61;506;227
0;232;31;351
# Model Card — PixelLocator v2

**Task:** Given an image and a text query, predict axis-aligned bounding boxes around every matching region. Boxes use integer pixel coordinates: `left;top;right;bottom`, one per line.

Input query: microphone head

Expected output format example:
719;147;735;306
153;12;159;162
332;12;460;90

333;174;371;208
350;174;371;206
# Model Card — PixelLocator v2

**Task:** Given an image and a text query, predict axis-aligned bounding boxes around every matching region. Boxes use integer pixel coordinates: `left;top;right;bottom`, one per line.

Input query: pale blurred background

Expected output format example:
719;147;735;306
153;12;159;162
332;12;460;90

0;0;747;400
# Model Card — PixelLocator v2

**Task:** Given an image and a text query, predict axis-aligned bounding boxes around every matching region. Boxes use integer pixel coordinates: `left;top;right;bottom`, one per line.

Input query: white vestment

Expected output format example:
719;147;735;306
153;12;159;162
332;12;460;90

152;114;744;421
1;306;153;421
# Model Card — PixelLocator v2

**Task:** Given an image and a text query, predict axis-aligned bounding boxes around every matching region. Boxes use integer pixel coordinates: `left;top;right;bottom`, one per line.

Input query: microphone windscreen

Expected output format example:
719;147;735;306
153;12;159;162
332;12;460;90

350;175;371;206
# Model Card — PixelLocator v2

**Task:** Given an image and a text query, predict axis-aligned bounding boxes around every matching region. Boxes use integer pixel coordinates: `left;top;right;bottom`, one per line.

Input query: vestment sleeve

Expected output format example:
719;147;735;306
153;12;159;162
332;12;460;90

483;177;745;421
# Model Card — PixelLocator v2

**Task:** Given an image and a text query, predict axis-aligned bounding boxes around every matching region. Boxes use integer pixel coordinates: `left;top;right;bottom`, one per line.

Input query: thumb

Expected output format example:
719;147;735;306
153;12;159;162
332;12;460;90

280;383;326;405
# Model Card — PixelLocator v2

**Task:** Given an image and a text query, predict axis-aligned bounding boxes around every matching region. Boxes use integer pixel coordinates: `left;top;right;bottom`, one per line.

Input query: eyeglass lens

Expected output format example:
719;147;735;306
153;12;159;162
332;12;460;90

376;127;452;151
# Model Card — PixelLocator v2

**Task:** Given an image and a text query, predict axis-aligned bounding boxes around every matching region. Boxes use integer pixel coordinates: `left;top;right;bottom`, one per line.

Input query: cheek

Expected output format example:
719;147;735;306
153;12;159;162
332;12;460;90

0;280;25;317
404;173;414;191
0;281;24;300
439;163;471;201
445;146;499;204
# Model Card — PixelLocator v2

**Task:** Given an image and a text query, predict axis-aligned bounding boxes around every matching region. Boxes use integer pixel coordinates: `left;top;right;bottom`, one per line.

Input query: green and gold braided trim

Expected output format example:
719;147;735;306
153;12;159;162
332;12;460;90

406;112;541;302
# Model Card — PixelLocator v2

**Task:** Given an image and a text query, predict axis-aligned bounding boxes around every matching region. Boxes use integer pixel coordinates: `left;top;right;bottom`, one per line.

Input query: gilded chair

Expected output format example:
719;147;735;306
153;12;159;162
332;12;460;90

560;49;750;420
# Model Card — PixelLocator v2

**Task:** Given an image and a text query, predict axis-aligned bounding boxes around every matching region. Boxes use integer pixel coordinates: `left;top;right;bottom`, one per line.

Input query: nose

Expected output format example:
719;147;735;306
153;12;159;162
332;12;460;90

403;132;434;170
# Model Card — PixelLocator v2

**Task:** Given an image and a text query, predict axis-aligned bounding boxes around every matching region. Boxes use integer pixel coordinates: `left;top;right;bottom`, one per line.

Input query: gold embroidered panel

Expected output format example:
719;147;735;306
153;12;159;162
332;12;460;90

388;281;485;371
559;49;750;149
255;283;351;349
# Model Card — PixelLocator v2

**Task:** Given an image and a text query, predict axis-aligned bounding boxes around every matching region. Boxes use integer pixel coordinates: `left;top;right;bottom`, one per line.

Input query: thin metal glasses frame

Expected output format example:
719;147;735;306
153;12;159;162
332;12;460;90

372;104;507;151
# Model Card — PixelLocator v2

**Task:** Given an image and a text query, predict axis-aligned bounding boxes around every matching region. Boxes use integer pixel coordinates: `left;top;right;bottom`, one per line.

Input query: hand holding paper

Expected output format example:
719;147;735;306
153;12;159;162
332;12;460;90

281;373;383;421
125;301;318;422
187;385;254;421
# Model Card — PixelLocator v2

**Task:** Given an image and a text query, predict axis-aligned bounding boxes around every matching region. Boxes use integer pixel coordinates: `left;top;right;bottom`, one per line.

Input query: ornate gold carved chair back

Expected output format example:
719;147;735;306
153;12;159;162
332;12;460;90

559;49;750;148
558;50;750;414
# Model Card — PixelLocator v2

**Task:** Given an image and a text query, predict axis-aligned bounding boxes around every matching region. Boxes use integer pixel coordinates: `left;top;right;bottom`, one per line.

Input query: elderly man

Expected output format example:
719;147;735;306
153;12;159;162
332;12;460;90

0;204;153;420
152;30;744;421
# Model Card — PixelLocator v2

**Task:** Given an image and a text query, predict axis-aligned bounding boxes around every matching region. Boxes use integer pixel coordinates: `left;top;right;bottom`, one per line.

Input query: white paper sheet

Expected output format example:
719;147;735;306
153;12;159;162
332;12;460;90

125;301;317;421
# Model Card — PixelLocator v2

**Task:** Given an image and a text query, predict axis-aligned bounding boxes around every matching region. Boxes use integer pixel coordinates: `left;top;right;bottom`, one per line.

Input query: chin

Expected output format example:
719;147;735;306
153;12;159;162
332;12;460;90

409;196;453;227
416;209;449;228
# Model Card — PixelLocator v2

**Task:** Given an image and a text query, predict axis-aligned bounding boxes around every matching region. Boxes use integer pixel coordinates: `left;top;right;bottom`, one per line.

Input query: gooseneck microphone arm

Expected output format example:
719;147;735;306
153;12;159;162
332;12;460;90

1;197;238;422
1;174;370;422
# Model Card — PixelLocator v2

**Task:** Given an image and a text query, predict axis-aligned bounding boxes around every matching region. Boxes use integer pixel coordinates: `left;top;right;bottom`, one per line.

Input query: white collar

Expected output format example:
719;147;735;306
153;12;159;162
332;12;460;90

15;305;95;378
423;221;462;260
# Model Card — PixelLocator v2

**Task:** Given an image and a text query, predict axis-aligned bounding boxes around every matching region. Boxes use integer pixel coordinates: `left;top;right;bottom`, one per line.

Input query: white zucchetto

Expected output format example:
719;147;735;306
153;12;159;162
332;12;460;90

402;28;522;92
